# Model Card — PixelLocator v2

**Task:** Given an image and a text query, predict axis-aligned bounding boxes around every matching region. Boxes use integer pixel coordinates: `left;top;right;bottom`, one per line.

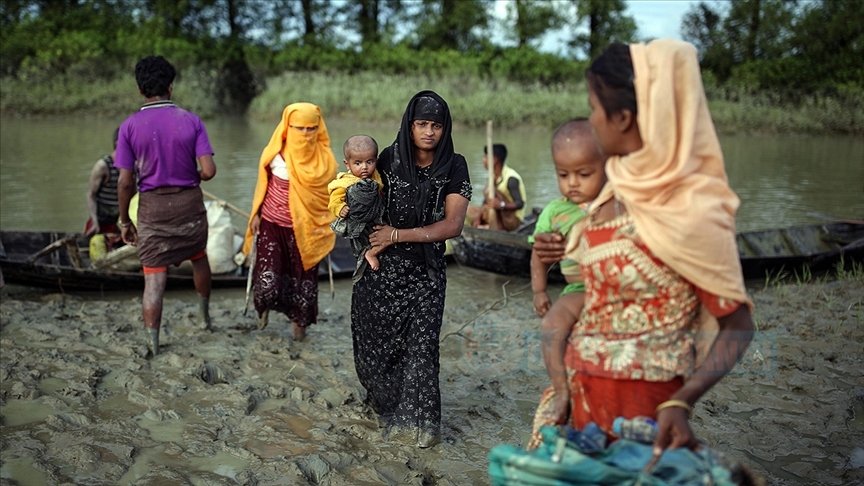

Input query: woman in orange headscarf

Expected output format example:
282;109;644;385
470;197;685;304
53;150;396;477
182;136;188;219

243;102;337;341
532;40;754;457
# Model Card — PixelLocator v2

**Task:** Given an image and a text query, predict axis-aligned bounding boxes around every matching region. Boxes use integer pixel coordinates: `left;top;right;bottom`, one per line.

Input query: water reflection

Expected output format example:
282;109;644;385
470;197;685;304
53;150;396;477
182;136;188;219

723;134;864;230
1;115;861;232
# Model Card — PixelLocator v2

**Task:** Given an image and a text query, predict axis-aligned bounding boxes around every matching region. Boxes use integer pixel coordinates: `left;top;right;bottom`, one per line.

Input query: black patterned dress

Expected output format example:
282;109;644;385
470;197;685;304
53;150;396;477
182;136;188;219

351;156;471;438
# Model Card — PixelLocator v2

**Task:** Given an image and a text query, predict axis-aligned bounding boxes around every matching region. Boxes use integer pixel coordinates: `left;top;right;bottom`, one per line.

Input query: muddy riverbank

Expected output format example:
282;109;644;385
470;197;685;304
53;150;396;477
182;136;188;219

1;269;862;485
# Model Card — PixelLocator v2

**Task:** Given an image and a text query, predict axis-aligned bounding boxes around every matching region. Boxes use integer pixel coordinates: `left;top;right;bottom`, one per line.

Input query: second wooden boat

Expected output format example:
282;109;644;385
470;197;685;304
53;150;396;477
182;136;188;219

449;221;864;281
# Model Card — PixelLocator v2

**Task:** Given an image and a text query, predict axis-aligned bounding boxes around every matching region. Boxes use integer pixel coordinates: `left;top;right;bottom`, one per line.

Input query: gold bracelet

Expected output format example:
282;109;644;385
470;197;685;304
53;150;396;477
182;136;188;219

394;229;399;243
655;399;692;416
390;228;397;243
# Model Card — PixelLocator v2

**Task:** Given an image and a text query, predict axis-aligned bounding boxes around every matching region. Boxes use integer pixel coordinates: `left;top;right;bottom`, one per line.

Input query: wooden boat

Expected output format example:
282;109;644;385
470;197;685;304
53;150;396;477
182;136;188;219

735;221;864;278
449;221;864;281
449;224;542;279
0;230;356;292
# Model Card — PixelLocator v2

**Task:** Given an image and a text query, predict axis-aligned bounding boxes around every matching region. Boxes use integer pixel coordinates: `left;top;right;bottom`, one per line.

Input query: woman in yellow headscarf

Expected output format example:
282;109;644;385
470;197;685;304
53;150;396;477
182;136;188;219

243;102;337;341
531;40;754;457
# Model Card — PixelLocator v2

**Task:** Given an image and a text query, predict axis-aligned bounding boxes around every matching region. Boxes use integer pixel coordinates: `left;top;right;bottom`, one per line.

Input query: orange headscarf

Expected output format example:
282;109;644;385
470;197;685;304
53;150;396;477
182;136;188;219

243;102;337;270
582;40;752;363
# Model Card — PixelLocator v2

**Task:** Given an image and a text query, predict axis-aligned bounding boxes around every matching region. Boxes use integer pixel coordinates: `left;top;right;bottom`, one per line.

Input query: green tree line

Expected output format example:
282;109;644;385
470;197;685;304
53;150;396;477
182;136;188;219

682;0;863;97
1;0;861;128
0;0;638;113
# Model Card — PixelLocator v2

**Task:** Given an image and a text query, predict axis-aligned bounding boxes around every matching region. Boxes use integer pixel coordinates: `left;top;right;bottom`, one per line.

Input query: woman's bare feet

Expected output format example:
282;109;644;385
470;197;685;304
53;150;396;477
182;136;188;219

257;310;269;330
293;322;306;341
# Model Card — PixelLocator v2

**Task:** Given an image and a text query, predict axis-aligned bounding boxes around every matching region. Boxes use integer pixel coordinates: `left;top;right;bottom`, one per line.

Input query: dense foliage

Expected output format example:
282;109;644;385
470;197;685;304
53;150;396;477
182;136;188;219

0;1;616;78
0;0;861;133
0;0;634;113
682;0;863;97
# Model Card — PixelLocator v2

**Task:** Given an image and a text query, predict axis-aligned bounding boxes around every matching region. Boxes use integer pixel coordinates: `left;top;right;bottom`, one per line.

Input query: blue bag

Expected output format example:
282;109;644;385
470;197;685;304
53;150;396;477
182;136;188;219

488;425;738;485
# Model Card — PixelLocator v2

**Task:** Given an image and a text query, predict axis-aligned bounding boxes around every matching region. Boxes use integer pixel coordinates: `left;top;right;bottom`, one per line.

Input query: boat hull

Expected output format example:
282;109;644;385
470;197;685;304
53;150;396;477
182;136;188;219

0;230;356;291
450;221;864;281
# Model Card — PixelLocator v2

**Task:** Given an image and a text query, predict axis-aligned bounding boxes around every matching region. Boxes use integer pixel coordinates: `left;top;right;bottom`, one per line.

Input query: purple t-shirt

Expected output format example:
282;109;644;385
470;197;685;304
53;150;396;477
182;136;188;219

114;100;214;192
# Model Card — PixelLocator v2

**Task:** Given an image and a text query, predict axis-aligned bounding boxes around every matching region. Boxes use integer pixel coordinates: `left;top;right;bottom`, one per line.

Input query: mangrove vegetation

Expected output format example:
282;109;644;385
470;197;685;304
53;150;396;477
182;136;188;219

1;0;861;134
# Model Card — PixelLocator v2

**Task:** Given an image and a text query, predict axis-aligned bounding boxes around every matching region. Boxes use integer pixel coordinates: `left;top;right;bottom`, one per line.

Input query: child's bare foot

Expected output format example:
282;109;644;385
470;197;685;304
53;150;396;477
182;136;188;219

365;252;380;271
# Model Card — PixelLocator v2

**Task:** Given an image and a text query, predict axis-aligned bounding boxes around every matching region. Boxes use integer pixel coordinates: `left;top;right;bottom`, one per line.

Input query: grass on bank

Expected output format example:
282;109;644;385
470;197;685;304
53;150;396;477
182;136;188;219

753;258;864;337
761;257;864;292
248;71;587;129
2;71;862;134
0;71;221;119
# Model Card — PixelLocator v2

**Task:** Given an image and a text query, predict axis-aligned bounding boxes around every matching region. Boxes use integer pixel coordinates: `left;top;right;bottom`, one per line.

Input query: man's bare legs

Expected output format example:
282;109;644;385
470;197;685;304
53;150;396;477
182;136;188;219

143;271;168;355
465;195;519;231
191;255;212;330
142;255;211;356
481;206;521;231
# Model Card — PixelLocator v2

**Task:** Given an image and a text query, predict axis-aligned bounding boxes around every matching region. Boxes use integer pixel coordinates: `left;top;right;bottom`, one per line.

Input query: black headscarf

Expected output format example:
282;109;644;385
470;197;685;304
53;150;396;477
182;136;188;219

380;90;457;276
387;90;455;226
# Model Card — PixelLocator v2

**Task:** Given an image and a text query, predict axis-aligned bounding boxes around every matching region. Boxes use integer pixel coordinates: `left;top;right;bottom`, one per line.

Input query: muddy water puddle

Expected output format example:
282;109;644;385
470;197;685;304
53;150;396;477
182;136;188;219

1;399;56;427
117;446;251;483
0;457;49;486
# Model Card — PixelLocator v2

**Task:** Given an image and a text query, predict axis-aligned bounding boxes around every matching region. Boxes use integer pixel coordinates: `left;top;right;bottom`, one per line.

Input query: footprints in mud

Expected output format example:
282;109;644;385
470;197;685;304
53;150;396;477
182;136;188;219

197;362;230;385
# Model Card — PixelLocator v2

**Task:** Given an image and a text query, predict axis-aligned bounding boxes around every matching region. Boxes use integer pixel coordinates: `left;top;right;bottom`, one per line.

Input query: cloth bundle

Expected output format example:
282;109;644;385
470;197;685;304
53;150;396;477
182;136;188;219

330;178;384;243
489;425;740;485
330;178;384;283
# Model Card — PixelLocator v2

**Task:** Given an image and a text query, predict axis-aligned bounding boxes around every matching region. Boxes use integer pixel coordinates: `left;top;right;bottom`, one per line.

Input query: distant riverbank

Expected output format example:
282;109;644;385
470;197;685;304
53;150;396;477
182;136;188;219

2;72;862;135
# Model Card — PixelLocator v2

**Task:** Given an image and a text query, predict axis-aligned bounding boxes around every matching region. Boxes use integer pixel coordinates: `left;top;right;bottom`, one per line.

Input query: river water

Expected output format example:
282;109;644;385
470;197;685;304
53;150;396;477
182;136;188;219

1;114;862;233
1;114;862;484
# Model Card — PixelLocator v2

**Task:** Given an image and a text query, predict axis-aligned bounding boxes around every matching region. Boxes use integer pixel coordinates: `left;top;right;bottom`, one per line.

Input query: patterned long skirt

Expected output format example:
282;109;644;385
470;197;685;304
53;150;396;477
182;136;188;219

253;218;319;327
351;251;447;436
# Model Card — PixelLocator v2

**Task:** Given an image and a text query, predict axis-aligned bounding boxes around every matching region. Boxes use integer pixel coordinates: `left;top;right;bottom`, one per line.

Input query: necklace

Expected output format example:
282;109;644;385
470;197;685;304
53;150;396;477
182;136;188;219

590;198;623;224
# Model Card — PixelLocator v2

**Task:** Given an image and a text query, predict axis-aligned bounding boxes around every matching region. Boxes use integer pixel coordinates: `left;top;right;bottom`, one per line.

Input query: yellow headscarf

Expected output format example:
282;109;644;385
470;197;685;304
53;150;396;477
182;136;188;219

243;102;337;270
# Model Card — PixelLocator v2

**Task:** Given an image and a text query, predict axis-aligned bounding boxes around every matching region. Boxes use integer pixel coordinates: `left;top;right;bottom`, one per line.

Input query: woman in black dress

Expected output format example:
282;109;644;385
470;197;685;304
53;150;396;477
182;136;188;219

351;91;471;448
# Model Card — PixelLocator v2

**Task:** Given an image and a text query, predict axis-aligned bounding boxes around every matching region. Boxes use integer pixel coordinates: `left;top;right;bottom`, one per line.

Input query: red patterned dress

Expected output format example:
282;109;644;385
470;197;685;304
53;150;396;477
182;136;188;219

532;213;741;442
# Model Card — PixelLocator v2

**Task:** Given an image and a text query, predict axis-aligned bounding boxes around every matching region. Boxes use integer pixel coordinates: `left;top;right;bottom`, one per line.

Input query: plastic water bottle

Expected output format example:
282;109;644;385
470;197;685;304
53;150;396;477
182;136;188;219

612;416;657;443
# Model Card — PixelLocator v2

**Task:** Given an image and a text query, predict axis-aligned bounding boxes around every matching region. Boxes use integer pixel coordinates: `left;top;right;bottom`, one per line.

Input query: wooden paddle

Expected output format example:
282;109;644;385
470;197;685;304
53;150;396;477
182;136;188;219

26;234;78;264
243;235;256;316
485;120;499;229
202;189;249;219
327;254;335;300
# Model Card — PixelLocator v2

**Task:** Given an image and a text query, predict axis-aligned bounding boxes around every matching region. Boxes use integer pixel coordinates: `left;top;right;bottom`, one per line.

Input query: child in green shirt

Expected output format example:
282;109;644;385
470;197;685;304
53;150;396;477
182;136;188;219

529;118;607;447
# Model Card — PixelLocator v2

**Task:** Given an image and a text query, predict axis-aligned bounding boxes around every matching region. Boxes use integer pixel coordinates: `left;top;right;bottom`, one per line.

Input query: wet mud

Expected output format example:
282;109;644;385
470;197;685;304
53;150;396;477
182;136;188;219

1;268;862;485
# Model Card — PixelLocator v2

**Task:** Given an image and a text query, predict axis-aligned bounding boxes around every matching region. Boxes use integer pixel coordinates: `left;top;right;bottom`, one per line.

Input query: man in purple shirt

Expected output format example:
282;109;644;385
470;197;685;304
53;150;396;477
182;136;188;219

116;56;217;356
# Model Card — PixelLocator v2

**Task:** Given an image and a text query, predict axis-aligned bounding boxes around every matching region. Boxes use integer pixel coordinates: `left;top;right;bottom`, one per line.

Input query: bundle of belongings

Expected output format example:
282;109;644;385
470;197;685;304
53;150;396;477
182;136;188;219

488;423;760;485
91;198;241;275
